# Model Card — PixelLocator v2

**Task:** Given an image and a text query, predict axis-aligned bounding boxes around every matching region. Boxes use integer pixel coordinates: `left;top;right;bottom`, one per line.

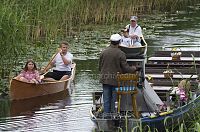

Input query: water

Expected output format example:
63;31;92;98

0;4;200;132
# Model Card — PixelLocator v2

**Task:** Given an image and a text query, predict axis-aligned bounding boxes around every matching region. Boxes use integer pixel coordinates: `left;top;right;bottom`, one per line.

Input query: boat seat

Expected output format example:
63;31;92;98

126;55;145;59
116;73;139;118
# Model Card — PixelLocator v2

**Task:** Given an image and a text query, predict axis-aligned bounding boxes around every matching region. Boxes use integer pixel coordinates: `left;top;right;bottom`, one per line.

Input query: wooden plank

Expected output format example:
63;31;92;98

151;80;198;87
145;63;200;68
152;86;175;91
154;51;200;57
145;68;199;74
146;74;198;79
148;57;200;63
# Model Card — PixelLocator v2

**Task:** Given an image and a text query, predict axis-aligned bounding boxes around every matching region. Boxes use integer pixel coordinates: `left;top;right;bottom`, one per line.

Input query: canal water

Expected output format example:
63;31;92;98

0;4;200;132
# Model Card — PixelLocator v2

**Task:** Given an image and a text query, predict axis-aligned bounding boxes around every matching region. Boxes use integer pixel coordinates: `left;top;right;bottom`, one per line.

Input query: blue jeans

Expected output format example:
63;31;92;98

103;84;117;113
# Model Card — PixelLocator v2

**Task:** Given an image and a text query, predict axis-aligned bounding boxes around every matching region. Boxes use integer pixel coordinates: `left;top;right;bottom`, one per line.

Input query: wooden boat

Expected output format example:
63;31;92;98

90;49;200;131
119;36;147;59
9;63;76;100
91;91;200;131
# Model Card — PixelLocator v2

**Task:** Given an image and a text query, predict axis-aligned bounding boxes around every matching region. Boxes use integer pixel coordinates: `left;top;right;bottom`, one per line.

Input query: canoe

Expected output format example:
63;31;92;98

90;49;200;131
9;63;76;100
119;36;147;59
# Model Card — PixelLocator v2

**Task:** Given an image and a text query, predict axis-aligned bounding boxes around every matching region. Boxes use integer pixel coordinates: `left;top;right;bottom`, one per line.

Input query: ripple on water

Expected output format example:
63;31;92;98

0;104;96;131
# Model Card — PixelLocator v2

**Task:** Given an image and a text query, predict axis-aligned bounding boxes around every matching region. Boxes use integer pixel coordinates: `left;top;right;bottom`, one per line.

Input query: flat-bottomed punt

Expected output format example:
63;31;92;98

90;48;200;131
9;63;76;100
119;36;147;59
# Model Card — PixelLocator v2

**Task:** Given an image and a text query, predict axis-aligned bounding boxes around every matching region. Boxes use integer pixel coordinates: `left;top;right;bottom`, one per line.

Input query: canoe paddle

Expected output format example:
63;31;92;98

40;48;61;75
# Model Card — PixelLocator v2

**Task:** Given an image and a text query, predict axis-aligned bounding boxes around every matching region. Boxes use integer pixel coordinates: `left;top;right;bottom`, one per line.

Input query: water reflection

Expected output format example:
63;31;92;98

10;90;69;117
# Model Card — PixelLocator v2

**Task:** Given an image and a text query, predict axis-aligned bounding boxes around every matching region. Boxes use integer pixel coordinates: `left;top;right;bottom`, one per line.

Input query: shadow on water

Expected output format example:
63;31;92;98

10;90;70;117
0;90;72;118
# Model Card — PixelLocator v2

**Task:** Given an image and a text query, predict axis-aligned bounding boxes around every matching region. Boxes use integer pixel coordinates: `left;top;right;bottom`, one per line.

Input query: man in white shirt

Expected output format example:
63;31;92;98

43;42;73;81
125;16;142;47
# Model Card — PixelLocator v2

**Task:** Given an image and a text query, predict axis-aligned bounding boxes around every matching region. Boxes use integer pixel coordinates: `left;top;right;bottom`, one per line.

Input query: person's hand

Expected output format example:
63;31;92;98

136;66;142;71
59;50;64;56
31;79;38;84
39;67;46;74
129;34;138;39
131;65;137;71
40;75;44;80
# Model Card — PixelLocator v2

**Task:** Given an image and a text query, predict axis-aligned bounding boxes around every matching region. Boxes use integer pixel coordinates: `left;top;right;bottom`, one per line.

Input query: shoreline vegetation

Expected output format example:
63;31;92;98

0;0;198;94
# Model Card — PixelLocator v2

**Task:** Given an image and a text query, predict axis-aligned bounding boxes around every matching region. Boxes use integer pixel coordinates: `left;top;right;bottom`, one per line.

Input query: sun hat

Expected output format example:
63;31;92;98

130;16;138;21
110;34;121;41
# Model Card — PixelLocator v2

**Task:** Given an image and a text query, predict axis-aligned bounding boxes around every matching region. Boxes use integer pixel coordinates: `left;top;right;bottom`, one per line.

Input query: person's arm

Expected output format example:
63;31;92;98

120;53;136;73
15;70;24;80
129;34;139;39
35;71;41;82
61;52;72;65
15;75;21;80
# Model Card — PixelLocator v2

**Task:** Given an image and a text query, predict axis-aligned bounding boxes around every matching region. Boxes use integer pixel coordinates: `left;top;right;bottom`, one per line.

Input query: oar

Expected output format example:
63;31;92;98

41;48;60;74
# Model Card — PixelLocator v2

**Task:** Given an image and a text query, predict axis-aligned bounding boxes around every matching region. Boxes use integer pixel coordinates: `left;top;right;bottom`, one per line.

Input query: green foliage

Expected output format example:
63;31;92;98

195;122;200;132
0;79;9;96
0;99;10;118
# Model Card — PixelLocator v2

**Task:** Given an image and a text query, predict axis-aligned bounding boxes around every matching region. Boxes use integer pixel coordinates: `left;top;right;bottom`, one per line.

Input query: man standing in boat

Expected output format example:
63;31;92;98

99;34;137;113
125;16;142;47
42;41;73;81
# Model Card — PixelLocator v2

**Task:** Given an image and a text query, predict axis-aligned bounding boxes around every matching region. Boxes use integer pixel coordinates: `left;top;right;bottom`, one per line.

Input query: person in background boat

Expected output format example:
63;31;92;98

42;41;73;81
176;79;191;105
99;34;138;113
125;16;142;47
120;28;131;47
15;59;41;84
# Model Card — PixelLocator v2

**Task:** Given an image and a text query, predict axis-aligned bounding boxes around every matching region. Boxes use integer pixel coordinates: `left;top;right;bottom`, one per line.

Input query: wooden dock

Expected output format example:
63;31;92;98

145;51;200;102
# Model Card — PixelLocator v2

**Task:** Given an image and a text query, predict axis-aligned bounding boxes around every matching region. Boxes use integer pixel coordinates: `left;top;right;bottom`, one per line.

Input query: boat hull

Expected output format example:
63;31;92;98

119;46;146;59
119;37;147;59
10;90;68;116
9;63;76;100
91;95;200;131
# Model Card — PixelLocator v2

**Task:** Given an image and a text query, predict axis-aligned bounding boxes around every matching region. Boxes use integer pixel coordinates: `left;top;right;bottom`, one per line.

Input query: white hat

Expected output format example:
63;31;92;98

110;34;121;41
130;16;138;21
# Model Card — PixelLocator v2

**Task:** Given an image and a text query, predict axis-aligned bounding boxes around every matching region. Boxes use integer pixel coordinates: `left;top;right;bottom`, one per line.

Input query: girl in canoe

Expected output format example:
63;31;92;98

15;59;41;84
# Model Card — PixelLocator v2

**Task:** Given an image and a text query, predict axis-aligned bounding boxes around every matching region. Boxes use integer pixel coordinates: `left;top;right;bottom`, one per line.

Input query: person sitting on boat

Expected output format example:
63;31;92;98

42;41;73;81
15;59;41;84
124;16;142;47
99;33;138;114
120;28;131;47
176;79;191;105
